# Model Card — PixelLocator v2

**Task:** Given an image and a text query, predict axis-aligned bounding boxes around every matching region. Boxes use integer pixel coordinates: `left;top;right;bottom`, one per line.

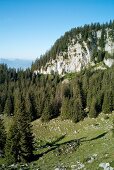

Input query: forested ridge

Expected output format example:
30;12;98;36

32;20;114;71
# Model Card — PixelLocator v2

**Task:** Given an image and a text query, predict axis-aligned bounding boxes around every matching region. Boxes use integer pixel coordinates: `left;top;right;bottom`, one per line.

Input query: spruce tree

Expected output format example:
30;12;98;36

71;97;84;123
5;97;34;164
15;107;34;162
89;98;97;118
61;97;70;120
5;123;19;164
0;103;2;115
71;80;85;122
25;93;33;122
102;90;112;114
0;117;6;153
41;99;53;122
3;95;13;116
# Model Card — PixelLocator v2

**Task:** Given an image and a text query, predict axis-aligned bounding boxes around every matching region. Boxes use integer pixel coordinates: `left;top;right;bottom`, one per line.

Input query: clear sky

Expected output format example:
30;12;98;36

0;0;114;60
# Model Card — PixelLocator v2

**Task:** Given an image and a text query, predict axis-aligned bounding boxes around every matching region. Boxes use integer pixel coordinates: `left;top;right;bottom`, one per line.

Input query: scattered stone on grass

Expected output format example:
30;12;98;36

84;154;97;164
71;161;85;170
99;162;114;170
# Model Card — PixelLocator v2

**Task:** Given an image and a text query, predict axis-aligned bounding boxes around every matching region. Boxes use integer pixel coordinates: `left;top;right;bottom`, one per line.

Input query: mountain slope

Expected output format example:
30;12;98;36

32;21;114;75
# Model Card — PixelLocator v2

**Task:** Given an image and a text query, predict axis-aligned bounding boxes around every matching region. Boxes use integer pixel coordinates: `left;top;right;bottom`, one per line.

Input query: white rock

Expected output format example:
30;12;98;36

97;30;101;38
88;157;94;163
104;58;114;67
105;39;114;54
99;162;114;170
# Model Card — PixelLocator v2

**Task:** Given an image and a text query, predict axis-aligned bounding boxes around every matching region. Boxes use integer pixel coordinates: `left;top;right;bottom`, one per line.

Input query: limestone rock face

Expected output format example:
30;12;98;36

34;29;114;75
37;41;91;75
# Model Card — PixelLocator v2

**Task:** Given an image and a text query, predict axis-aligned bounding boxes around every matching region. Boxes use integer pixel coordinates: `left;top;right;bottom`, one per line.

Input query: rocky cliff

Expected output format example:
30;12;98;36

33;22;114;75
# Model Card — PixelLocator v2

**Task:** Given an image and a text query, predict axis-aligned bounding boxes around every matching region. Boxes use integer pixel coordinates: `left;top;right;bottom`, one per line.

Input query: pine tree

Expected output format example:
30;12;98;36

3;95;13;116
41;99;53;122
61;97;70;120
71;97;85;123
13;89;22;114
0;103;2;115
16;108;34;162
99;26;105;50
89;98;97;118
91;48;97;62
5;123;19;164
25;93;33;122
102;90;113;114
0;117;6;152
5;97;34;164
71;79;85;122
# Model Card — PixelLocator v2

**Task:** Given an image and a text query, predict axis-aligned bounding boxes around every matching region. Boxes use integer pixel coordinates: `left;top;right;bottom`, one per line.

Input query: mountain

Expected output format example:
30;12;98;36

32;21;114;74
0;21;114;169
0;58;32;69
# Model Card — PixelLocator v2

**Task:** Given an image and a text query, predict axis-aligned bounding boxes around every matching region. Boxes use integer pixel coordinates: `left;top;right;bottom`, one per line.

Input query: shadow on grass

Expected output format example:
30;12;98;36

89;132;108;141
33;136;86;161
38;134;66;149
33;132;108;161
81;132;108;142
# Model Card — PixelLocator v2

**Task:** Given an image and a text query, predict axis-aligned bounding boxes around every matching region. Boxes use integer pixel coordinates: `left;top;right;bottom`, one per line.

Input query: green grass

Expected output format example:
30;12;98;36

30;112;114;170
1;112;114;169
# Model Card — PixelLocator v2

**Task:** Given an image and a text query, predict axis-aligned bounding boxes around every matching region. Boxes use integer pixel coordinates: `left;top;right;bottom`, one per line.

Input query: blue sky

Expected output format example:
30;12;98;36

0;0;114;60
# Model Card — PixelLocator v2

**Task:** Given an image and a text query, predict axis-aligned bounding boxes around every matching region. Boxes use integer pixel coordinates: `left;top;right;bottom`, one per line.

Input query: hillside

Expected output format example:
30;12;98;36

0;20;114;169
1;112;114;169
32;21;114;75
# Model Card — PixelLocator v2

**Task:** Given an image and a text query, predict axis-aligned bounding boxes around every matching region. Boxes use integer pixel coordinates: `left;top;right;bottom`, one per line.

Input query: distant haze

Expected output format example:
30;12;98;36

0;58;32;69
